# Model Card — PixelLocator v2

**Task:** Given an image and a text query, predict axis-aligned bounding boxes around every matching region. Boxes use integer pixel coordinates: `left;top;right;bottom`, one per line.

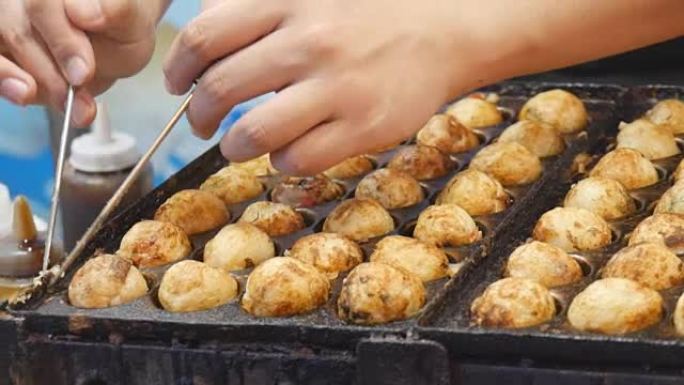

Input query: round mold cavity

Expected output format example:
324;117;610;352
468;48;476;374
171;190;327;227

473;130;489;146
675;137;684;154
631;195;648;214
498;107;515;122
295;208;318;228
399;219;417;237
655;164;669;183
549;291;567;318
569;254;594;278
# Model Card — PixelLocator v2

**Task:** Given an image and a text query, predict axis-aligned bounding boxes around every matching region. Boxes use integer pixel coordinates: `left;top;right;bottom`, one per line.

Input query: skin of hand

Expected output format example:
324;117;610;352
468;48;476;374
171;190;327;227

164;0;684;176
0;0;170;126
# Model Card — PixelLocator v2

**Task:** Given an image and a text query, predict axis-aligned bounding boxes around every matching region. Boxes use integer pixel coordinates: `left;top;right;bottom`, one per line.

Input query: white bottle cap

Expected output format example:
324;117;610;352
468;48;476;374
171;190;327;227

69;102;140;172
0;183;11;237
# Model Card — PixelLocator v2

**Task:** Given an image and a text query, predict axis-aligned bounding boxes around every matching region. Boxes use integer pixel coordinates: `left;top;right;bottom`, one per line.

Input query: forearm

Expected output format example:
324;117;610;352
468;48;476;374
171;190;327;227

452;0;684;94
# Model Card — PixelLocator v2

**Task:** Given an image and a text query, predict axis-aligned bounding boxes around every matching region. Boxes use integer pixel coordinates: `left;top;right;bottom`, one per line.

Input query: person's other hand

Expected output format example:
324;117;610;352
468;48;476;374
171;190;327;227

0;0;169;126
164;0;495;175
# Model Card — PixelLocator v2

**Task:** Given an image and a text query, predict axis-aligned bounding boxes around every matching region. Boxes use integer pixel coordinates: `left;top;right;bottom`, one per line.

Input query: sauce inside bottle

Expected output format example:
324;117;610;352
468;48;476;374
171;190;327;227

0;196;62;301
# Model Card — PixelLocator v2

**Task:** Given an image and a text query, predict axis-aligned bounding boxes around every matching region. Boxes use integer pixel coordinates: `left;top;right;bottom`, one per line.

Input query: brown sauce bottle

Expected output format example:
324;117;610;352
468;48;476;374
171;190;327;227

61;102;152;252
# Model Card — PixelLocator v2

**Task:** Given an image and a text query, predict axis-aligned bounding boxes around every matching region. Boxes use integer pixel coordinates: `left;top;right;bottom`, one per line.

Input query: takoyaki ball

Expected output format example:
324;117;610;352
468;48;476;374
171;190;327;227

436;169;509;216
673;292;684;336
370;235;449;282
505;241;583;288
563;177;636;220
154;189;229;235
497;120;565;158
567;278;663;335
323;198;394;242
239;201;305;237
532;207;612;252
446;96;503;129
470;142;543;186
338;262;425;325
158;260;238;313
241;257;330;317
355;169;424;210
471;278;556;329
645;99;684;134
629;213;684;254
387;145;454;181
616;119;680;160
228;154;278;176
203;223;275;272
602;243;684;290
589;148;659;190
413;204;482;247
674;159;684;184
287;232;363;279
518;89;588;134
416;114;480;154
199;167;263;204
323;155;374;180
271;175;344;208
68;254;148;309
118;220;191;269
655;182;684;215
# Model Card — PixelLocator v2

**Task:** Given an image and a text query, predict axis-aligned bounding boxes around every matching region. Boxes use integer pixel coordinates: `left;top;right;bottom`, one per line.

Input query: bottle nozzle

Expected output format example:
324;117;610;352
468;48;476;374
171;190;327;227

12;196;37;241
92;101;113;144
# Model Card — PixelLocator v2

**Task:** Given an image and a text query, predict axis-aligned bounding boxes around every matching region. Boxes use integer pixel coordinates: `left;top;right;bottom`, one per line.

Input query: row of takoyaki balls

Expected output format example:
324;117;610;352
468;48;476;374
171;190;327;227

472;98;684;335
67;88;591;324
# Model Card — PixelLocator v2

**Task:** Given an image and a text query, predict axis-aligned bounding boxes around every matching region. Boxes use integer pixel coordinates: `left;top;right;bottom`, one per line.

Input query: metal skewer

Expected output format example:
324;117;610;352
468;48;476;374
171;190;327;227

59;90;195;276
42;86;75;273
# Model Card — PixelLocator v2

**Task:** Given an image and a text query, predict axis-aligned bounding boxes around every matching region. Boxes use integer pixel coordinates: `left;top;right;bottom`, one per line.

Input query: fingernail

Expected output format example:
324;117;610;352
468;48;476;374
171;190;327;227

77;0;103;22
0;78;30;105
72;95;93;127
66;57;89;86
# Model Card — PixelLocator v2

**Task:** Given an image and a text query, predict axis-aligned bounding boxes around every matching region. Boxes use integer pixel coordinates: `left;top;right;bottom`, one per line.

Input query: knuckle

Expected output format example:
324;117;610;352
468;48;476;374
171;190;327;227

240;120;273;154
299;24;340;60
100;0;136;24
202;69;231;103
1;24;32;49
180;21;212;63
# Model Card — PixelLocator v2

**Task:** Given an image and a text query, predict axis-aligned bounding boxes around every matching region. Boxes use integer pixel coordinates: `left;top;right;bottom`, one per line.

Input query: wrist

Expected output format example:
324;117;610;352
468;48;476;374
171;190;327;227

440;1;535;99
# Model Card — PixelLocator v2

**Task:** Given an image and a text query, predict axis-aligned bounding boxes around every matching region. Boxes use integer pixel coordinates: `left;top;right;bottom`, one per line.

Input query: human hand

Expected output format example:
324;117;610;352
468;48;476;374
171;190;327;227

164;0;684;176
164;0;491;175
0;0;169;126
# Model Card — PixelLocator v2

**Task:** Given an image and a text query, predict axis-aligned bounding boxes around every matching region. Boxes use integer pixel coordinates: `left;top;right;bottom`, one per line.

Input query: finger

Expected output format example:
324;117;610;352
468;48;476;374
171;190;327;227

26;0;95;86
164;0;285;95
270;120;402;176
71;88;97;128
219;80;334;161
187;29;310;138
0;55;37;105
1;3;68;109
